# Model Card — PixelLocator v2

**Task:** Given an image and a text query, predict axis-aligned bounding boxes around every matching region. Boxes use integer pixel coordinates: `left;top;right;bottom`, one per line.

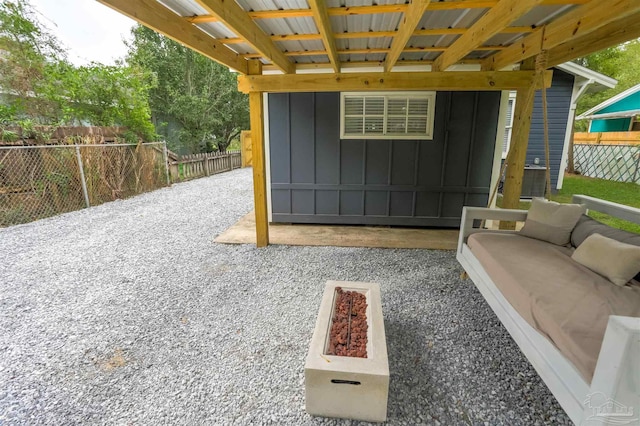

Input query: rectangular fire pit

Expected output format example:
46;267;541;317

305;280;389;422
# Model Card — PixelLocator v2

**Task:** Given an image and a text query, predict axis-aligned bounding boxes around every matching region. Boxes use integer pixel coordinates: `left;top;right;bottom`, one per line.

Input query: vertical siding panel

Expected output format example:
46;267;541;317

269;91;500;227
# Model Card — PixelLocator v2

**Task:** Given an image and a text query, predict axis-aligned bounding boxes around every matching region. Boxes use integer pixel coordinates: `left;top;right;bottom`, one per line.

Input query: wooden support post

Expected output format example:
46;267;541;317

248;60;269;247
500;58;537;229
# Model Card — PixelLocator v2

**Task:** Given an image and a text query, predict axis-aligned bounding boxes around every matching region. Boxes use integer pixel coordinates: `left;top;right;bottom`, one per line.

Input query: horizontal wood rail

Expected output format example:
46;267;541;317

238;70;552;93
168;151;241;182
574;131;640;145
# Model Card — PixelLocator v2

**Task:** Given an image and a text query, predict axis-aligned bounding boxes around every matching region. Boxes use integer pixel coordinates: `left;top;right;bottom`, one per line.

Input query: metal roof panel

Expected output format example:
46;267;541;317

511;5;576;27
236;0;310;12
158;0;208;17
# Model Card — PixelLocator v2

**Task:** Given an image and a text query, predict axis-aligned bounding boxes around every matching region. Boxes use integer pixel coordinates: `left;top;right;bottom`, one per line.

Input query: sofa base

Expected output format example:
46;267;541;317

457;200;640;425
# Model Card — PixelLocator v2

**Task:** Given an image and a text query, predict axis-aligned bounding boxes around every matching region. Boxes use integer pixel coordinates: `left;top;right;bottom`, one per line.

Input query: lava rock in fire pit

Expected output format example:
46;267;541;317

327;287;368;358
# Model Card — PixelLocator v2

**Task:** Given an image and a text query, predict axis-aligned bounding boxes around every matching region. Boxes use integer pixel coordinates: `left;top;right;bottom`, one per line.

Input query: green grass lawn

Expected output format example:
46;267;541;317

498;174;640;233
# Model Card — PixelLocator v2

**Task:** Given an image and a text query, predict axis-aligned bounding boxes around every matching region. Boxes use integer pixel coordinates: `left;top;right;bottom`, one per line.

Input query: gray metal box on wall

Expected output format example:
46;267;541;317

268;91;501;228
521;166;547;198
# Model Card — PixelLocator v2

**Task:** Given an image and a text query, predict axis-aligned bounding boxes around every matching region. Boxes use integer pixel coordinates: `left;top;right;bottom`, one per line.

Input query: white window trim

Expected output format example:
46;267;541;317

502;91;517;159
340;91;436;140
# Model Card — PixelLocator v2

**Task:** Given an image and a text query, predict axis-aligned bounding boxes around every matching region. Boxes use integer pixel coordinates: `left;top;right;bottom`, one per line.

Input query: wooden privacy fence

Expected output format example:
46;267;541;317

573;131;640;145
168;150;242;182
573;132;640;184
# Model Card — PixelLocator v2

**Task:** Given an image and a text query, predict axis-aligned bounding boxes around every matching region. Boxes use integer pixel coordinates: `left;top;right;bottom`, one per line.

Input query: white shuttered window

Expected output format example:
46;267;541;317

341;92;436;140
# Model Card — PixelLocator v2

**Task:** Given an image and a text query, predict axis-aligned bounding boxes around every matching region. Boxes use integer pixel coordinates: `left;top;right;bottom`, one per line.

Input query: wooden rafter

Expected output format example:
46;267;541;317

193;0;293;74
187;0;587;23
97;0;247;74
483;0;640;71
237;71;552;94
546;12;640;67
220;26;534;45
385;0;432;72
242;46;505;59
307;0;340;72
432;0;543;71
260;59;485;72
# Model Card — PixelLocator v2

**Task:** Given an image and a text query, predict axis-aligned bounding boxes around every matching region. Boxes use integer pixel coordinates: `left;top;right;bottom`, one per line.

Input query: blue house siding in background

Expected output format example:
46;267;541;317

589;90;640;132
527;68;574;190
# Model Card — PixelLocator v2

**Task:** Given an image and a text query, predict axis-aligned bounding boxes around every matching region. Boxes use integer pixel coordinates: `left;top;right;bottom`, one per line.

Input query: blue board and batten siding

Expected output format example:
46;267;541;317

527;69;575;189
268;91;500;227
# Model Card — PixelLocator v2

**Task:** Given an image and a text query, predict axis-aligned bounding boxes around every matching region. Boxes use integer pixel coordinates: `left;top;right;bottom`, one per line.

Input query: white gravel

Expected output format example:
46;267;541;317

0;167;571;425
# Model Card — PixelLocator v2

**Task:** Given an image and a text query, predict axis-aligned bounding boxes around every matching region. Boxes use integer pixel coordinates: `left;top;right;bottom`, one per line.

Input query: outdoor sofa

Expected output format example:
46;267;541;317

457;195;640;425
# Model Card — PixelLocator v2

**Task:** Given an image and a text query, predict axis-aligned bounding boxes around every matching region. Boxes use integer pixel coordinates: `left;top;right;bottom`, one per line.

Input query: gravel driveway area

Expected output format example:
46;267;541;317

0;167;571;425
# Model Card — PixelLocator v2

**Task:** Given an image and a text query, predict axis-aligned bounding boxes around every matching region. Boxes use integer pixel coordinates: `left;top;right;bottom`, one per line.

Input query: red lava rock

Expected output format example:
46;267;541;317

327;288;368;358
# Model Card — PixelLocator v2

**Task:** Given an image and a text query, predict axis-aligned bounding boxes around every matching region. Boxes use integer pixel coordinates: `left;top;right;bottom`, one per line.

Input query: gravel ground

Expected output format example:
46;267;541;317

0;167;571;425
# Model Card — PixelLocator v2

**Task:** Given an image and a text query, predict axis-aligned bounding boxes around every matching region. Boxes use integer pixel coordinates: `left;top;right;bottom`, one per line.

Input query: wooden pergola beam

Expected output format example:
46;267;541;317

247;60;269;247
546;12;640;67
194;0;293;74
432;0;543;71
187;0;587;23
500;58;537;222
210;26;535;45
238;70;552;94
308;0;340;73
384;0;432;72
260;58;487;72
242;45;505;59
482;0;640;71
97;0;247;74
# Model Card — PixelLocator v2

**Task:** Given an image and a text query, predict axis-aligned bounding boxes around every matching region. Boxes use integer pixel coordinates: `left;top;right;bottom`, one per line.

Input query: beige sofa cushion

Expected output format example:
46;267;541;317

572;233;640;286
467;232;640;382
519;198;585;246
571;214;640;282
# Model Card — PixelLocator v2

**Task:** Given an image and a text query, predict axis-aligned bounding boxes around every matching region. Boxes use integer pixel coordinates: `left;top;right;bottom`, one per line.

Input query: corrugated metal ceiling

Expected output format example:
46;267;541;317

154;0;581;68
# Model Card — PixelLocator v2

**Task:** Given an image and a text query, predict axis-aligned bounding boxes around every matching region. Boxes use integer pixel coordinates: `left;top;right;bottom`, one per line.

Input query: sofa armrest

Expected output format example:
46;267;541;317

457;206;528;252
585;315;640;425
573;194;640;226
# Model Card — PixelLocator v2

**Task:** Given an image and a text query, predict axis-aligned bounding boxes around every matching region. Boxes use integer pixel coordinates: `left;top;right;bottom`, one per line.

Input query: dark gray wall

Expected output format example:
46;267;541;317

527;68;575;189
268;91;500;227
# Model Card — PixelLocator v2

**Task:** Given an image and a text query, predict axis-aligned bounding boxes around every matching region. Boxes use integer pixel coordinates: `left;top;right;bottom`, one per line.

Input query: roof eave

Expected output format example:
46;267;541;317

577;82;640;118
556;62;617;89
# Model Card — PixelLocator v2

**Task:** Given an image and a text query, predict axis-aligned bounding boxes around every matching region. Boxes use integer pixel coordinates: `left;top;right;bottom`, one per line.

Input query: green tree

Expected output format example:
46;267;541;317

127;25;249;153
0;0;156;141
44;62;157;141
0;0;64;122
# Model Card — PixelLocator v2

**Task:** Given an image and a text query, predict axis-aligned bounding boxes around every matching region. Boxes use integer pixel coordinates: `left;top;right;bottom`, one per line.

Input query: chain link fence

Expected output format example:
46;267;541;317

574;144;640;184
0;142;169;227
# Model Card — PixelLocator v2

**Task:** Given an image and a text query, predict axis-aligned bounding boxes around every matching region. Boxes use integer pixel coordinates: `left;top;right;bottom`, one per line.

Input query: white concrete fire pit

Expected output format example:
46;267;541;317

305;280;389;422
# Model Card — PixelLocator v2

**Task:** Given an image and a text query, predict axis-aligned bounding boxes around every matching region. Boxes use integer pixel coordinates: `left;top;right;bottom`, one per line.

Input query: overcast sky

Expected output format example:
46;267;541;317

30;0;135;66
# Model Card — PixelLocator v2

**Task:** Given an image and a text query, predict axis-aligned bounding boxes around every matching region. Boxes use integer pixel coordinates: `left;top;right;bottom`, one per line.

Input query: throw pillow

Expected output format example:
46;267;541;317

519;198;585;246
572;233;640;286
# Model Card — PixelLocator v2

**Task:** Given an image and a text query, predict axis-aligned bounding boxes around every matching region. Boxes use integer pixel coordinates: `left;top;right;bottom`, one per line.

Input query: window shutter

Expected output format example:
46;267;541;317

407;97;429;135
341;92;435;139
345;97;363;115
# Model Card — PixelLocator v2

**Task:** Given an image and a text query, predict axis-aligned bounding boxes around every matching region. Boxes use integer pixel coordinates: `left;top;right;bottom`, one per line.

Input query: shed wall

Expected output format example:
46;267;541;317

268;91;500;227
526;68;574;190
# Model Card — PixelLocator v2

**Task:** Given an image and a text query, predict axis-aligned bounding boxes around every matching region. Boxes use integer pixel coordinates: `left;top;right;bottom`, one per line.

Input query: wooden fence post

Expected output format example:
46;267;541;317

203;153;210;176
241;130;252;167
